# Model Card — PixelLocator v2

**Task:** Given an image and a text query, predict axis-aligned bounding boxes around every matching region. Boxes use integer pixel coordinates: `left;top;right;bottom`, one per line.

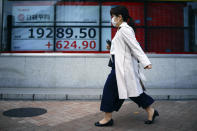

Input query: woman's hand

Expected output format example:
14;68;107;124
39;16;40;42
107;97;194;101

144;64;152;69
106;44;111;50
106;40;111;50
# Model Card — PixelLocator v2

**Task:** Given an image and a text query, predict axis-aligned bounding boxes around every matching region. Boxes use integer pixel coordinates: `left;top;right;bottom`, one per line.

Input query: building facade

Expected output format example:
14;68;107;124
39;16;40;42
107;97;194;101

0;0;197;99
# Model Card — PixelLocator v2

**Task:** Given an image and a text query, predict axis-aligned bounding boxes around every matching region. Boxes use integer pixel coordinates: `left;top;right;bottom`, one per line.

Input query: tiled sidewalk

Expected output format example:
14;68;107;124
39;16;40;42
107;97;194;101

0;101;100;127
0;100;197;131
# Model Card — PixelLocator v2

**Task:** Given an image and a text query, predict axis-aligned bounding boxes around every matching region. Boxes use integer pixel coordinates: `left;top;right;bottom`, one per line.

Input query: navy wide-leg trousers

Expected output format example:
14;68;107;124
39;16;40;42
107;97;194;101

100;57;154;113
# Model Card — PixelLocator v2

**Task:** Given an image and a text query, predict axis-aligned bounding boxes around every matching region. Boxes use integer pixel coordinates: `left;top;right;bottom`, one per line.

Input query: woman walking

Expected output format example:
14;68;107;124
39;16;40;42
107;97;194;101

95;5;159;127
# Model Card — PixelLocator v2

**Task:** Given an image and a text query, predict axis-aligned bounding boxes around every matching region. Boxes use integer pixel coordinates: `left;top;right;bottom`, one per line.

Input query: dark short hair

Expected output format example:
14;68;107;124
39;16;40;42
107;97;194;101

110;5;130;22
110;5;136;32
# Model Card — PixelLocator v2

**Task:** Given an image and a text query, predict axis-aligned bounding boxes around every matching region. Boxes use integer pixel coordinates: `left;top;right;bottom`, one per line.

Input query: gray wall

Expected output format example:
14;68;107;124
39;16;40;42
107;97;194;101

0;53;197;89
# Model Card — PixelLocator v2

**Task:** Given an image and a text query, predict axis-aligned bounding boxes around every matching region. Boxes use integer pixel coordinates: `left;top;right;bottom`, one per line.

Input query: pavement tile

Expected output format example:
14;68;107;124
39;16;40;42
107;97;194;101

0;100;197;131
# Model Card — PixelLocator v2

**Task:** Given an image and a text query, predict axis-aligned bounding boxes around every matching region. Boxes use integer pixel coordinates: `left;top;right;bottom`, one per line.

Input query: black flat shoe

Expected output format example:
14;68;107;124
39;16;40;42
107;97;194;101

95;119;113;127
144;110;159;124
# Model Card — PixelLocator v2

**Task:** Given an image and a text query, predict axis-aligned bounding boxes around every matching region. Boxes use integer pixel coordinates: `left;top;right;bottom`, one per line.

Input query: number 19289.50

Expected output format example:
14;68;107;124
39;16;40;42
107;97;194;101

28;27;97;39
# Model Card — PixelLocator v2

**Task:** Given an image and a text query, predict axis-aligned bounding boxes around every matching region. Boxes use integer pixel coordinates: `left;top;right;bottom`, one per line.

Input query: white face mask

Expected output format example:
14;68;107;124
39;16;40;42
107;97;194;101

111;16;119;27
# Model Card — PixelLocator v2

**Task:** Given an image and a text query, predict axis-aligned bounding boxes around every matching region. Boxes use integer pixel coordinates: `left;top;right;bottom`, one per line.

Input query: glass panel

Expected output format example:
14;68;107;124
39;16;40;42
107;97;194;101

147;29;185;53
12;27;54;51
55;2;99;51
56;4;99;26
101;5;111;26
101;3;144;52
101;28;111;51
3;1;55;51
147;3;186;27
102;2;144;26
55;27;99;51
135;28;145;50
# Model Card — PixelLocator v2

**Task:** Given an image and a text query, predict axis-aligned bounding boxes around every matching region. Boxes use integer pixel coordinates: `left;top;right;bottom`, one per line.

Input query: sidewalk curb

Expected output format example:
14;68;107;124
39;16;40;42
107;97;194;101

1;94;197;100
1;88;197;100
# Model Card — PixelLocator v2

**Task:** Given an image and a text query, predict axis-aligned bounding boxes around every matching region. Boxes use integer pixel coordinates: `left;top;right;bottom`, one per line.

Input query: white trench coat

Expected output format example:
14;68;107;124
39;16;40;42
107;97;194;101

112;22;151;99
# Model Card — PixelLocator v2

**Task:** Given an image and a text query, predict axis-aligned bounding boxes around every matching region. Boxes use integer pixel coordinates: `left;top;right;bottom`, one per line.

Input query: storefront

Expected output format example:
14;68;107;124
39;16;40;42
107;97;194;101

0;0;197;92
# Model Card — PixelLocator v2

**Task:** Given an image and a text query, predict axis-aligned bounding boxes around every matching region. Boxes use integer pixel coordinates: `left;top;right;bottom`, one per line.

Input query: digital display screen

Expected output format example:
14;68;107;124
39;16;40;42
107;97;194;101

11;2;112;52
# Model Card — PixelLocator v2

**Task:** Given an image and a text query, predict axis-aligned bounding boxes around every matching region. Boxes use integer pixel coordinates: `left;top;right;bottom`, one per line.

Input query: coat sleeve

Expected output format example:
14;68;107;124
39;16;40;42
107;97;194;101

120;27;151;68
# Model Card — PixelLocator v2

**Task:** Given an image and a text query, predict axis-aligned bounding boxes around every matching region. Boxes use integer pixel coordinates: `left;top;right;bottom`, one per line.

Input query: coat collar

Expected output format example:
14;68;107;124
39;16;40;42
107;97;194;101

118;22;129;30
120;22;129;27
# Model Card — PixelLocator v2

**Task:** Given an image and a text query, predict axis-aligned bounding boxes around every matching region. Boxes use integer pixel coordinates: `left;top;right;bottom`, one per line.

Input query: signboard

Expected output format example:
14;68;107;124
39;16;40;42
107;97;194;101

11;2;113;52
12;4;54;51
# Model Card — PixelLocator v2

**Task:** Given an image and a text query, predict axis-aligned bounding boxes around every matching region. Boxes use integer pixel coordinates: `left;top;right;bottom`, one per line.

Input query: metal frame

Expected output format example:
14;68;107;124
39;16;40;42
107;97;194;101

99;1;102;52
0;0;3;51
53;3;57;52
188;5;196;52
1;53;197;58
144;2;148;52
